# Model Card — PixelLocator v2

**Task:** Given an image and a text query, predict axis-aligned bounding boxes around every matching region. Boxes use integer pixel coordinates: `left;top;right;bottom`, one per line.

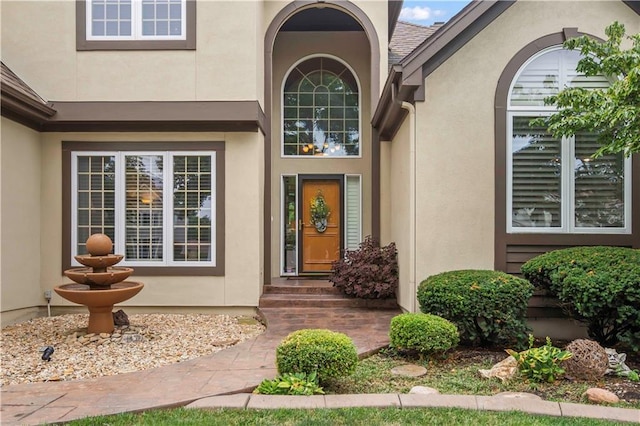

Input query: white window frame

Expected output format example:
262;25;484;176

280;175;298;276
344;174;362;250
507;97;631;233
71;151;216;266
280;54;363;159
86;0;187;41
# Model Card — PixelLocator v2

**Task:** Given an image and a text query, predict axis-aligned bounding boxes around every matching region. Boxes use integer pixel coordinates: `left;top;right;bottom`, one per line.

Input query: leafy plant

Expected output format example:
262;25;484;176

389;313;459;358
330;236;398;299
532;22;640;158
276;329;358;384
521;246;640;350
253;372;325;395
506;335;572;383
417;270;533;348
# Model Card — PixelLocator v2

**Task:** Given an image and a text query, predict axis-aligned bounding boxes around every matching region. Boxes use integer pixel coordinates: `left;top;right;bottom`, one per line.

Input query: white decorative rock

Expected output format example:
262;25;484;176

583;388;620;404
409;386;440;395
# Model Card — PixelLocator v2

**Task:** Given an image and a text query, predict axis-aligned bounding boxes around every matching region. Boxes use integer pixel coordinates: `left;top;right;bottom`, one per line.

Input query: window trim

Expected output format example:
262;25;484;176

280;54;362;159
62;141;224;276
494;30;640;273
86;0;187;42
77;0;196;51
506;111;632;234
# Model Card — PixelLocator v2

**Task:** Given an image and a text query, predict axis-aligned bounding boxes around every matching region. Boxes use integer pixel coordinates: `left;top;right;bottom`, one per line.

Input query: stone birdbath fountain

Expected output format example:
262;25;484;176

55;234;144;334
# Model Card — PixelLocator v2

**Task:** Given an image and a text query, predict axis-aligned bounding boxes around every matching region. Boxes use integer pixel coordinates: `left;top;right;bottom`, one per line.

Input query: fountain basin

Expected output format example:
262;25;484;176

64;267;133;287
54;281;144;333
74;254;124;269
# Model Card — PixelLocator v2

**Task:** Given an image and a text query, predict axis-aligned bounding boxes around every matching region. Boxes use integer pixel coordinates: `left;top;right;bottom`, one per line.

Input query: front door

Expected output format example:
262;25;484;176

299;176;342;273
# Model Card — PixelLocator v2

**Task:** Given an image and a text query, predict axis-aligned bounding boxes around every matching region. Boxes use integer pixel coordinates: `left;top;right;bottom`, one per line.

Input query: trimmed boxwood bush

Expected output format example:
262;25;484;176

329;236;398;299
276;329;358;384
389;313;459;357
521;246;640;350
417;270;533;348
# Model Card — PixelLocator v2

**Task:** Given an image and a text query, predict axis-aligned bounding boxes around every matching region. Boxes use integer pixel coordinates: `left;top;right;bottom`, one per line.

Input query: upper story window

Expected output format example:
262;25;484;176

507;47;631;233
88;0;185;40
283;56;360;157
77;0;195;50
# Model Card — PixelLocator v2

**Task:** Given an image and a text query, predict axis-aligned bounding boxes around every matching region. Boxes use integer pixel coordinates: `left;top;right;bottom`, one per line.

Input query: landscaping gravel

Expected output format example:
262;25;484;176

0;313;265;386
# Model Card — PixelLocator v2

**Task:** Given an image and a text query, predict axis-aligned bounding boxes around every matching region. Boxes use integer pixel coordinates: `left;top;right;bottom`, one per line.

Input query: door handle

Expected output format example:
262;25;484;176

299;219;304;231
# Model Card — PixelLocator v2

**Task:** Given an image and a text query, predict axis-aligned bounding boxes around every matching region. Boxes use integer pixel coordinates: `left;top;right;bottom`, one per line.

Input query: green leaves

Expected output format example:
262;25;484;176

507;336;572;383
521;247;640;351
254;372;325;396
389;313;459;358
276;329;358;384
538;21;640;158
417;270;533;348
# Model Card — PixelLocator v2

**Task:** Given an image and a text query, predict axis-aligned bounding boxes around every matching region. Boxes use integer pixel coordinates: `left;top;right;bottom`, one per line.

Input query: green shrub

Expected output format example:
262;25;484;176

389;313;459;357
276;329;358;384
329;236;398;299
521;246;640;350
253;372;324;395
417;270;533;348
506;335;572;383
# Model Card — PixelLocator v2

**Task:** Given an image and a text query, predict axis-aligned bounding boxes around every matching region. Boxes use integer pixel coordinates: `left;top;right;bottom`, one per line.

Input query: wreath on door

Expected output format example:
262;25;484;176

310;190;331;233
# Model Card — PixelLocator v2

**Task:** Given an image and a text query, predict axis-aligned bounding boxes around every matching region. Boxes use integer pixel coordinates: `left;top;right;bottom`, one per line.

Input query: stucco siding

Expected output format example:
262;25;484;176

412;0;637;283
388;119;412;311
1;118;43;313
38;131;263;308
1;1;262;102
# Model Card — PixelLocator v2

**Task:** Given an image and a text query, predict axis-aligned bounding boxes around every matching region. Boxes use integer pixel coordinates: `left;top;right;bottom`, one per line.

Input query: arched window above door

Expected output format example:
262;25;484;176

282;56;360;157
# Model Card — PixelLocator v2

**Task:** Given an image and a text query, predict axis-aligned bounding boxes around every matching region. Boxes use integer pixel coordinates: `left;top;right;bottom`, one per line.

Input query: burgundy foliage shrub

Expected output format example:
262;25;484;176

329;236;398;299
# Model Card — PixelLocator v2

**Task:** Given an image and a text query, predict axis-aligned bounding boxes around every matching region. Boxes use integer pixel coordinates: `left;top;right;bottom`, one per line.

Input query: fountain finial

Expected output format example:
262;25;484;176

86;233;113;256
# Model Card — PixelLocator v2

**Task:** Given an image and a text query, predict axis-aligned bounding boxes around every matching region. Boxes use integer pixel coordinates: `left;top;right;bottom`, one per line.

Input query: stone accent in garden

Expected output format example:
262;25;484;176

390;364;427;377
478;356;518;382
583;388;620;404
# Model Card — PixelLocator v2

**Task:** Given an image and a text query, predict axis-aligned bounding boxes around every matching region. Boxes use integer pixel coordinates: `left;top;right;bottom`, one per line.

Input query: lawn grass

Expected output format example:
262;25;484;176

67;407;623;426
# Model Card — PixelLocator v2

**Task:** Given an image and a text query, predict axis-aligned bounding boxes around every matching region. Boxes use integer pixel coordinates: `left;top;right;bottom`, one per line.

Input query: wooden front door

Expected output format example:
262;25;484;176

300;177;342;273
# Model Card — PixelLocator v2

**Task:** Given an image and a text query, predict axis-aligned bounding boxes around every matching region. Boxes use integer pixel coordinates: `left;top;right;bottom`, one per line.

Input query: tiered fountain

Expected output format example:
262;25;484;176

55;234;144;334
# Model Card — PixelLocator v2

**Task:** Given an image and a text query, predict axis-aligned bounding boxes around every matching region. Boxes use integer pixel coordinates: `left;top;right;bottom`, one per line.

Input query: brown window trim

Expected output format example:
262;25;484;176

494;30;640;272
76;0;196;51
62;141;225;276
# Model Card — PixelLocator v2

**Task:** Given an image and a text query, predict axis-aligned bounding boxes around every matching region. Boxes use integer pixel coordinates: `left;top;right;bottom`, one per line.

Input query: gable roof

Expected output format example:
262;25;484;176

389;21;444;66
1;61;56;129
374;0;640;140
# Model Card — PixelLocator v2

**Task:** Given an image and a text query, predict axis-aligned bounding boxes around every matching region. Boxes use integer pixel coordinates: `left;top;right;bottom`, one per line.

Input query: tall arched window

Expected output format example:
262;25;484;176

507;47;631;233
283;56;360;157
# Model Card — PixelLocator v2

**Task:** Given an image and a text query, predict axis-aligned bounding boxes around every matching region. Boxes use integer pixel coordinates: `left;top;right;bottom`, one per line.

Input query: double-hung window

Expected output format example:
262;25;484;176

71;150;216;266
507;47;631;233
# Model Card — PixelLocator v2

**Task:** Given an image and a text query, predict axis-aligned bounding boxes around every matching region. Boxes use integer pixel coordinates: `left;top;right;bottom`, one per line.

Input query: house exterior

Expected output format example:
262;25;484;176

1;0;638;327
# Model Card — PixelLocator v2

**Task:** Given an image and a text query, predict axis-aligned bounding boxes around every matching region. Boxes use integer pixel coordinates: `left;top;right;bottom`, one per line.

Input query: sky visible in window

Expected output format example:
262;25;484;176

400;1;472;26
